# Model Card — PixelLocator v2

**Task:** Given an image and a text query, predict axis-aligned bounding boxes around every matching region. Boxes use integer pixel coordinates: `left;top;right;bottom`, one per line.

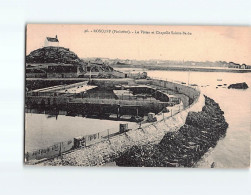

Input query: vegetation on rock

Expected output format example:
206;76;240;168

26;46;83;65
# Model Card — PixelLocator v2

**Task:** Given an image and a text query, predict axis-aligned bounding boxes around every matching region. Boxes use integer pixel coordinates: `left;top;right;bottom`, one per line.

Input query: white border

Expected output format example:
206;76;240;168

0;1;250;194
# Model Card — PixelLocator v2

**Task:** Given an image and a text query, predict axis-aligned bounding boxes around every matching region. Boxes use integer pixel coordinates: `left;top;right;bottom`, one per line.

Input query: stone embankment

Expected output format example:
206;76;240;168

115;96;228;167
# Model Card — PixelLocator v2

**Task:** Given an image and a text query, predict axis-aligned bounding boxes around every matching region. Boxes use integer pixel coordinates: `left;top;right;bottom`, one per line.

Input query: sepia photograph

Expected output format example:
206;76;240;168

24;24;250;168
2;0;251;194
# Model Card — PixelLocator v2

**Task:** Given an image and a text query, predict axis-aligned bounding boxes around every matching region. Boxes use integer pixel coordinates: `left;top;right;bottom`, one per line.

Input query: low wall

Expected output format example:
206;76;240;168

70;98;169;108
151;79;200;101
28;81;88;96
26;79;89;91
26;139;74;161
92;78;199;102
91;78;133;88
25;130;108;162
39;79;205;166
112;70;126;78
26;96;73;106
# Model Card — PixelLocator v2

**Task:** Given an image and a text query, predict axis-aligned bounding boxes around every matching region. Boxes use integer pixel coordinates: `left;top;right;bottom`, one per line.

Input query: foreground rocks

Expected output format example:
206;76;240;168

228;82;249;89
115;96;228;167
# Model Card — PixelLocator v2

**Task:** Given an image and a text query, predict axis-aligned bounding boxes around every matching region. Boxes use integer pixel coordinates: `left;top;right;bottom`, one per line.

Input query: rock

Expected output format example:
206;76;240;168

228;82;248;89
26;46;83;65
185;112;213;128
115;145;161;167
211;162;215;168
115;96;228;167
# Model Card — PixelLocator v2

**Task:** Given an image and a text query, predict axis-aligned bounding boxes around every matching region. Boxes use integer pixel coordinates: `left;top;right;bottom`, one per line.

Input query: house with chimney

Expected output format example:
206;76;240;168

44;35;59;47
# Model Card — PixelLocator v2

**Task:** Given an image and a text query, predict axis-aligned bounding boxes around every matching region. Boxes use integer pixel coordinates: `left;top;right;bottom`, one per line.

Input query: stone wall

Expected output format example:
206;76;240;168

26;96;73;106
91;78;132;88
151;79;200;100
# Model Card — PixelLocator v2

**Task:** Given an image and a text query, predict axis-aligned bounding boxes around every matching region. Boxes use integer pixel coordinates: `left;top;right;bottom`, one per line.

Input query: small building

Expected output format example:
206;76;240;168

240;64;247;69
228;62;240;69
245;65;251;69
44;35;59;47
128;72;148;79
47;65;81;78
83;62;117;78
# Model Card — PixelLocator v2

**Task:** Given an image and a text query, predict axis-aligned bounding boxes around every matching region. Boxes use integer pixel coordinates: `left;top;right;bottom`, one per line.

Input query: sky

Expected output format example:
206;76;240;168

26;24;251;64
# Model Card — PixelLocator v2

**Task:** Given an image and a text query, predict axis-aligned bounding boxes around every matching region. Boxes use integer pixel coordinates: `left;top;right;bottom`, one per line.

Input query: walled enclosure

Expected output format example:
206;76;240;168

38;79;205;166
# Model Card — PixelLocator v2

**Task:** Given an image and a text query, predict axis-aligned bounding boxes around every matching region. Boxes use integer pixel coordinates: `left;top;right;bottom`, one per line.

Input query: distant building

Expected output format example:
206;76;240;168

240;64;247;69
44;35;59;47
228;62;240;69
47;65;81;78
128;72;147;79
245;65;251;69
82;62;116;78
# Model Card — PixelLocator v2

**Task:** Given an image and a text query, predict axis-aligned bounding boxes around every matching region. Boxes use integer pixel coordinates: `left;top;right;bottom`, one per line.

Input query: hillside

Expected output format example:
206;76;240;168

26;47;83;65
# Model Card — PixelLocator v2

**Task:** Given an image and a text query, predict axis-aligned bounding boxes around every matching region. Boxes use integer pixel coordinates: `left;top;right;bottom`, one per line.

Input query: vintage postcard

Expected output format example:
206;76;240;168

25;24;250;168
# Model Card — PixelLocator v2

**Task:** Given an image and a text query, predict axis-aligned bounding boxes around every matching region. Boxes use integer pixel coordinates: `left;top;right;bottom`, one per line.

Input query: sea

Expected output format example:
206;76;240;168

147;70;251;168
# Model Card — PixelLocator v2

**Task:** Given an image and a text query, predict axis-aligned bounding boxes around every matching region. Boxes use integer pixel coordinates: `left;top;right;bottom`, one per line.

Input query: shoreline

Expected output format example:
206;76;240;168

115;96;228;167
112;65;251;73
27;78;230;167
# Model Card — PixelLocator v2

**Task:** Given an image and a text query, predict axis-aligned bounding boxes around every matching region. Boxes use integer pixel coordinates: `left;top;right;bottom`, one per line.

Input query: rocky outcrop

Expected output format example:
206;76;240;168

26;47;83;65
115;96;228;167
228;82;249;89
